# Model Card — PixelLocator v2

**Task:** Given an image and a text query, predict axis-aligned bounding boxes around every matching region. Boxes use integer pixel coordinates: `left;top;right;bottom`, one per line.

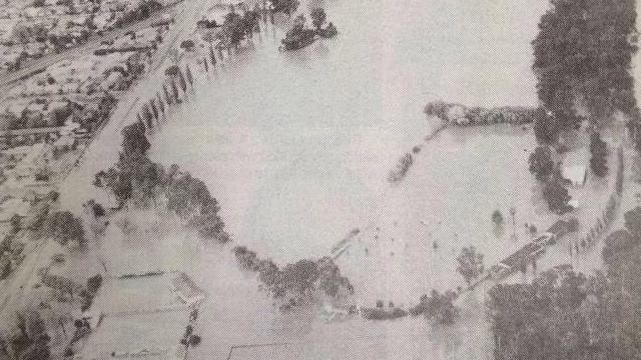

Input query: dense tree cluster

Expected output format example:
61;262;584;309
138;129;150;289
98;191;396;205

424;101;537;127
532;0;637;131
528;145;574;213
589;132;608;177
281;9;337;51
408;290;459;324
532;108;559;144
542;177;572;214
528;146;555;181
0;311;51;360
218;7;261;48
488;206;641;360
455;246;484;285
233;246;353;307
43;211;86;246
270;0;300;16
94;123;230;242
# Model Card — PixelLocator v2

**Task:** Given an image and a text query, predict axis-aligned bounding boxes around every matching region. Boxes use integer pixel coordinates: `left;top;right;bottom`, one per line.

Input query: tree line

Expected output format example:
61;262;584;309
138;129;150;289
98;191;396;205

233;246;353;309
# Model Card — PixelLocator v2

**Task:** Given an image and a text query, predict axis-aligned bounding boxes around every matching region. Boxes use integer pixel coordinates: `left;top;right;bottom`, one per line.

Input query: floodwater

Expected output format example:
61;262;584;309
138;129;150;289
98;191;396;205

152;0;548;263
62;0;552;358
147;0;549;359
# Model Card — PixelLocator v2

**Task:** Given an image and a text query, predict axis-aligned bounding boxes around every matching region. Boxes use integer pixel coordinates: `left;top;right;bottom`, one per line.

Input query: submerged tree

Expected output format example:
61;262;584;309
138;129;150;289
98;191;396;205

529;145;554;181
589;132;608;177
43;211;85;246
409;289;459;324
543;178;571;214
221;8;246;47
310;8;326;30
271;0;299;15
491;210;504;227
456;246;484;285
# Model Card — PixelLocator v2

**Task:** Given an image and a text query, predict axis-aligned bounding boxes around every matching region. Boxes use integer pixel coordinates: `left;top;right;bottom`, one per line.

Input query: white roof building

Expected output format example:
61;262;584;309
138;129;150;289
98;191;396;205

562;164;587;187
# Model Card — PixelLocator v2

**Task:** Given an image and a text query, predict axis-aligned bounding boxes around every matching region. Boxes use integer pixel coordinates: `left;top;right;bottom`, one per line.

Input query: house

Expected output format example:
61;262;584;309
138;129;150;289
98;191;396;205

562;164;587;186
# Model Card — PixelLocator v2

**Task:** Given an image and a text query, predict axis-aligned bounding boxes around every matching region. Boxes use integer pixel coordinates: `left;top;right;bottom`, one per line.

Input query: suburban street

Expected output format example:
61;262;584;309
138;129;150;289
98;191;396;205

0;1;183;91
0;0;210;325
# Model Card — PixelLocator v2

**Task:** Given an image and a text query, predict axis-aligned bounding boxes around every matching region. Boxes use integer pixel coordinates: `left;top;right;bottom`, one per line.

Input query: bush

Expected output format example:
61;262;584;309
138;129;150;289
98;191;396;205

491;210;504;225
388;153;413;183
164;65;179;77
180;39;195;51
189;335;201;346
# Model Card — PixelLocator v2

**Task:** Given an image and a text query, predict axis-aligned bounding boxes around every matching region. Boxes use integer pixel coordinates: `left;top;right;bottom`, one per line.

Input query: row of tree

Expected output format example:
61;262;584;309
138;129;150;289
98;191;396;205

488;206;641;360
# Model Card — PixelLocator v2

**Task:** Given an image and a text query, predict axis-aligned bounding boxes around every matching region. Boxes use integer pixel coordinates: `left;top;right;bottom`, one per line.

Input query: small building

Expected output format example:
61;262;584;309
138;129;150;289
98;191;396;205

562;164;587;187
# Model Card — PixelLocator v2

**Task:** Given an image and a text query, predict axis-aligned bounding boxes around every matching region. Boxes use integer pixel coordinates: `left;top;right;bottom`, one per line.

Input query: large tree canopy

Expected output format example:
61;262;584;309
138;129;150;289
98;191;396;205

532;0;637;130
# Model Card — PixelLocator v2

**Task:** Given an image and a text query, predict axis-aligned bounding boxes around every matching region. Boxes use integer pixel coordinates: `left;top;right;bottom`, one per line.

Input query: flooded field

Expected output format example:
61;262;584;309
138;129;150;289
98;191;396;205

146;0;550;358
62;0;557;358
151;0;549;263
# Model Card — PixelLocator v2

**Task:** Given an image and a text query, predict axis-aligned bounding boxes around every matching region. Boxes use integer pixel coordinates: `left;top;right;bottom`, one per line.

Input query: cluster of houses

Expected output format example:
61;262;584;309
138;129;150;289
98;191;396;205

0;2;179;272
7;23;170;100
0;92;116;187
0;10;174;195
0;0;176;72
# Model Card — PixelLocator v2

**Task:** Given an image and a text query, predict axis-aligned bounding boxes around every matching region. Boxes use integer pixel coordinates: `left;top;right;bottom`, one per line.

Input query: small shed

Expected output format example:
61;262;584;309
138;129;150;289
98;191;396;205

562;164;587;187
